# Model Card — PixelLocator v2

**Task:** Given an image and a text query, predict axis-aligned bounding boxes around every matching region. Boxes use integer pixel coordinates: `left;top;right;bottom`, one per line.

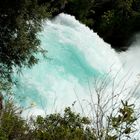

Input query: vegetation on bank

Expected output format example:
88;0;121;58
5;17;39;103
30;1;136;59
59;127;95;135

0;0;52;86
0;95;138;140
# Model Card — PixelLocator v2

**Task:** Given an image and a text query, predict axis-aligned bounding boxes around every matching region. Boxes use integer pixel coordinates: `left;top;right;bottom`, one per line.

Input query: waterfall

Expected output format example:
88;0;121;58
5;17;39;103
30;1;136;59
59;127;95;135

13;13;139;117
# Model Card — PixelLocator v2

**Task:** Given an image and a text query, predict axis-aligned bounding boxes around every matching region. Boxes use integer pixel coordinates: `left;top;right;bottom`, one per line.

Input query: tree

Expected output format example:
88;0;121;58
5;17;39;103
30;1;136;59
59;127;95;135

0;0;51;84
90;0;140;50
0;97;137;140
31;107;96;140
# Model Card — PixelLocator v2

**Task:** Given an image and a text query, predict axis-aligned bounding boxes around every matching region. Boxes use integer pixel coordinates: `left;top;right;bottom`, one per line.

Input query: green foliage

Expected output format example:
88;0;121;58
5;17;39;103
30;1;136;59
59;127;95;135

31;107;95;140
100;10;115;31
90;0;140;50
0;99;29;140
0;0;51;84
0;99;138;140
106;101;137;139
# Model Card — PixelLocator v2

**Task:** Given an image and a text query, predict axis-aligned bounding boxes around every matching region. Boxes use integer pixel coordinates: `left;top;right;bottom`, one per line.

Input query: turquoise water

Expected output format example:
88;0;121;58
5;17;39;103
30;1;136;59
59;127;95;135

13;14;122;115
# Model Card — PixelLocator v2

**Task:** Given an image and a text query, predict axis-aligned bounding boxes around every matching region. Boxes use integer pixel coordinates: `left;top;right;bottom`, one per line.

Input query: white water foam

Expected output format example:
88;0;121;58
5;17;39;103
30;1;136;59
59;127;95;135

12;14;140;121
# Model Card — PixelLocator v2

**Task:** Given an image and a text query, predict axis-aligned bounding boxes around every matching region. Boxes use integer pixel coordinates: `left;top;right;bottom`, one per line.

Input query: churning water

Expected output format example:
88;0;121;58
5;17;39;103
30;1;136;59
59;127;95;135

13;14;140;117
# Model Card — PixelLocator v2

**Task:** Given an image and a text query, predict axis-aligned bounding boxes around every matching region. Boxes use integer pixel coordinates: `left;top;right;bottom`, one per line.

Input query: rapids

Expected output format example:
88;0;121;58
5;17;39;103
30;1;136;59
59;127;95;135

13;14;140;117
